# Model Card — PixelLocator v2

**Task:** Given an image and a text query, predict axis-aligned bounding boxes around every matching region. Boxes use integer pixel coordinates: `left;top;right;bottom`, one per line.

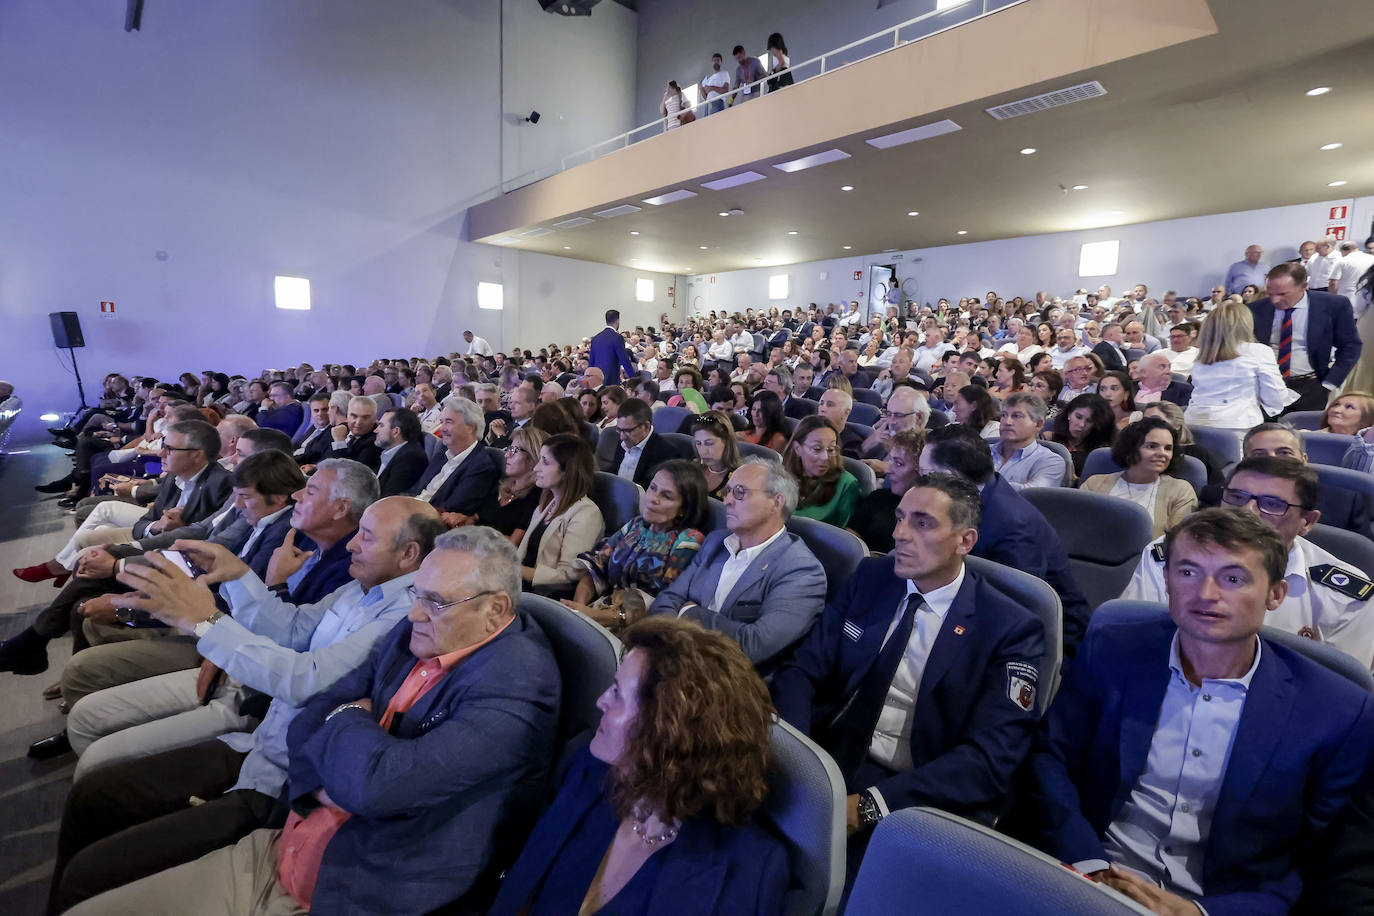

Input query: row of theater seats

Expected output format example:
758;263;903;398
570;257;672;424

526;573;1372;915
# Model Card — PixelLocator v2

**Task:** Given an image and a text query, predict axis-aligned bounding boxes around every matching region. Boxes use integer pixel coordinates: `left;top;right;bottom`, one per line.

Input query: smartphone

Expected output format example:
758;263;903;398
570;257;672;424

160;549;206;579
114;606;160;628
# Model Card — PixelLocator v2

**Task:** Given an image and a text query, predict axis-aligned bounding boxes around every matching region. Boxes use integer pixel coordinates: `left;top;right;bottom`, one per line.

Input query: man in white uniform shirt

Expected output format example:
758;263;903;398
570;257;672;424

462;329;493;358
1307;236;1343;292
1330;241;1374;306
1164;324;1200;376
911;327;954;375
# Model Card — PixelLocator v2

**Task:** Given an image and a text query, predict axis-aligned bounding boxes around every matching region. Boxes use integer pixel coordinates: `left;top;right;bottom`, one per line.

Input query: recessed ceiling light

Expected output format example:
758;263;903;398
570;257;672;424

787;231;799;235
772;148;851;173
1307;86;1332;96
957;230;969;235
1329;180;1348;187
699;245;709;249
1072;185;1088;190
630;258;639;262
1320;142;1343;151
840;185;854;191
718;211;730;217
629;231;639;236
1020;148;1036;155
907;211;919;217
562;246;571;250
1110;210;1125;215
843;245;852;250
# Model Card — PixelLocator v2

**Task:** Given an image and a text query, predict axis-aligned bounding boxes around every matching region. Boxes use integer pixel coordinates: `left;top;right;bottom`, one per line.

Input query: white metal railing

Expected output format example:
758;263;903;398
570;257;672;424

498;0;1027;194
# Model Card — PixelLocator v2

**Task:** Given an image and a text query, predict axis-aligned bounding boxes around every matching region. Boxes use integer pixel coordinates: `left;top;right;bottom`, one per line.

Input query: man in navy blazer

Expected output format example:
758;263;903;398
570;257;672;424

588;308;639;384
1026;509;1374;916
919;425;1092;658
651;457;827;669
409;396;502;521
1248;263;1362;413
772;474;1045;878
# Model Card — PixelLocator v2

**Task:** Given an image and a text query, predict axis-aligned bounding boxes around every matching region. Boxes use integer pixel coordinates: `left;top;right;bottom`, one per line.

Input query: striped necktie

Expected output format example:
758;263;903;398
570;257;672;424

1277;308;1293;379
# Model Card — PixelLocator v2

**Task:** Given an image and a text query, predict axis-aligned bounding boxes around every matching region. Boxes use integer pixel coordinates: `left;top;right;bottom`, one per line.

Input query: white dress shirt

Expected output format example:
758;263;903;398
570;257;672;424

1082;633;1260;899
465;335;494;357
416;404;443;434
1331;251;1374;300
294;424;328;457
417;440;477;503
1165;347;1199;376
1184;341;1296;432
1308;252;1342;290
237;505;292;560
617;435;649;484
709;525;787;612
1048;344;1089;370
708;339;735;360
867;565;965;799
728;330;756;351
912;343;954;375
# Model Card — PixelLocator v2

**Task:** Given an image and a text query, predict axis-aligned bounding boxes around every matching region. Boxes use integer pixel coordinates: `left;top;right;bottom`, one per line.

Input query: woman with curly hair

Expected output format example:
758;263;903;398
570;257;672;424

487;616;788;915
1047;392;1116;479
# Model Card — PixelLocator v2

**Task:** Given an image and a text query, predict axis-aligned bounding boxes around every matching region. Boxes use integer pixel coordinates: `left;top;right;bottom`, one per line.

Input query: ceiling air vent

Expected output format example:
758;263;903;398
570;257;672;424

985;81;1106;120
519;227;554;238
553;216;595;229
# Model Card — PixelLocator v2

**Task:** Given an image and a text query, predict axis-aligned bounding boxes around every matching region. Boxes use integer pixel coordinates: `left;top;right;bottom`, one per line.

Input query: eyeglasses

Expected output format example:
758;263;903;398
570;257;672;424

725;484;767;501
616;422;647;437
692;416;725;429
804;444;838;457
503;445;528;456
881;409;917;419
406;585;496;614
1221;488;1302;518
160;444;199;453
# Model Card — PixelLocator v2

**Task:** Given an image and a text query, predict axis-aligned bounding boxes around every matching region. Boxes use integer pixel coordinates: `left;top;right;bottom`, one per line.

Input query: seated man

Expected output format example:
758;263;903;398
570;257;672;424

291;392;332;453
1124;456;1374;671
64;526;561;916
324;395;383;470
1205;421;1370;540
606;398;677;487
484;382;536;448
1027;508;1374;914
60;457;374;771
375;406;430;496
48;495;444;912
1133;351;1192;408
859;385;931;476
772;474;1045;880
921;425;1092;659
410;395;501;524
989;393;1068;489
651;457;826;669
411;381;444;434
255;381;304;435
816;387;866;460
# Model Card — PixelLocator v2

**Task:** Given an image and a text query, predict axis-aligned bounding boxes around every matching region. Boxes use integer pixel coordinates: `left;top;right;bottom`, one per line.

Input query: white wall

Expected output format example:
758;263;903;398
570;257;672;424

0;0;639;441
686;196;1374;316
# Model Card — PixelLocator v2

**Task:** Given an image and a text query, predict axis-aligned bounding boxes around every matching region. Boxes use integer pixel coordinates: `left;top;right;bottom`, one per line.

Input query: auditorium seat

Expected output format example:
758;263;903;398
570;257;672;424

706;497;728;534
785;397;820;420
963;556;1062;711
1036;439;1076;487
784;515;866;602
843;457;877;496
1080;447;1207;495
852;388;882;408
1284;410;1325;431
1305;523;1374;575
651;405;692;436
1091;600;1374;692
518;593;620;742
849;402;881;428
739;441;782;462
847;807;1154;916
1020;487;1154;611
844;421;875;446
423;434;444;459
592;472;641;535
1302;431;1352;468
1190;425;1242;465
596;426;619;472
484;446;505;469
658;431;697;459
761;718;847;916
1312;464;1374;538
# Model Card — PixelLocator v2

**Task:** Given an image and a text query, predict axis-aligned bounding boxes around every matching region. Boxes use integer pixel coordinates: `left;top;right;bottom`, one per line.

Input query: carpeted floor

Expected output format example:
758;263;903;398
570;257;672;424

0;444;81;915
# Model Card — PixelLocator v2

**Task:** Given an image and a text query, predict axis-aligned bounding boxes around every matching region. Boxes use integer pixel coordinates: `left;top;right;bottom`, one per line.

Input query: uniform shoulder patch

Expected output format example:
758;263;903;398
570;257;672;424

1310;564;1374;601
1150;543;1166;563
1006;661;1039;712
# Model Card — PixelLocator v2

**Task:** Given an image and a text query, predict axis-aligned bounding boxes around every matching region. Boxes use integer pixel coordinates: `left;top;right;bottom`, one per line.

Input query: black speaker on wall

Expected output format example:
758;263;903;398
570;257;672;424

50;311;85;349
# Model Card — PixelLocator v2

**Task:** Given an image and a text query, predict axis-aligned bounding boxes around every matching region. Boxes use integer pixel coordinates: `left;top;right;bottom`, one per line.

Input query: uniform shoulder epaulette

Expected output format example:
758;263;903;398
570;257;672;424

1310;564;1374;601
1150;543;1166;563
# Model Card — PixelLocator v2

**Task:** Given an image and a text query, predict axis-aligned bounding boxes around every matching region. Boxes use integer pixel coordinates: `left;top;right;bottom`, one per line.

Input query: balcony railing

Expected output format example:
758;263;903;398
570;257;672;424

499;0;1027;193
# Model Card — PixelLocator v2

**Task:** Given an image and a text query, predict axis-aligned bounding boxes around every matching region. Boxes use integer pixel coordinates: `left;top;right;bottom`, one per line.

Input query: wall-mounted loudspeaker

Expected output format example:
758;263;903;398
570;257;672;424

50;311;85;349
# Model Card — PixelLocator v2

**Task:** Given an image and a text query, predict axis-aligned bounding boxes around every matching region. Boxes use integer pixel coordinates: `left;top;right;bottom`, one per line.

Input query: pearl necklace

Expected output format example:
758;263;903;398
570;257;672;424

631;806;679;848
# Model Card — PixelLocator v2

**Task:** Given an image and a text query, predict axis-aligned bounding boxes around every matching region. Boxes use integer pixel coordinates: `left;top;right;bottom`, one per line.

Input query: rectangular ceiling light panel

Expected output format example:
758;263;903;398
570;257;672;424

986;81;1107;120
701;171;766;191
772;148;851;173
865;119;962;149
519;227;554;238
595;204;644;218
642;189;698;206
553;216;595;228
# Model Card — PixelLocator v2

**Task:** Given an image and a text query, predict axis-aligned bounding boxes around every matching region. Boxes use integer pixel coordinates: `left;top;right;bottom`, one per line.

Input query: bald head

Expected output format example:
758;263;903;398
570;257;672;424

348;496;445;591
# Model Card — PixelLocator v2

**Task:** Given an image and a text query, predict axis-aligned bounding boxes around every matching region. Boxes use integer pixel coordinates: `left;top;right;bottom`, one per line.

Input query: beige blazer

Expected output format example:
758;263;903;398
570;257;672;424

1080;472;1197;539
518;495;605;589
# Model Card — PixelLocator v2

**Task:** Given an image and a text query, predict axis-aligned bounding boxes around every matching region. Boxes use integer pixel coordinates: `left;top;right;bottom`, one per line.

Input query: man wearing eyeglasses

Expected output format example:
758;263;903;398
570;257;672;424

608;398;677;488
1122;456;1374;670
48;496;444;911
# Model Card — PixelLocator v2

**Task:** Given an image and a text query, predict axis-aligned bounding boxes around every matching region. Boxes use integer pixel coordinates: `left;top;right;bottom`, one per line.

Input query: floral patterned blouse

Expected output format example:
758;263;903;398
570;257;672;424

576;517;705;599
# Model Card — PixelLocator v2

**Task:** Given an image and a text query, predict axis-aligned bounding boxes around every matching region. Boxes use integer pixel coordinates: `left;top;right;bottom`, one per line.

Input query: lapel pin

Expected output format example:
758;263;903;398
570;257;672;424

953;625;966;636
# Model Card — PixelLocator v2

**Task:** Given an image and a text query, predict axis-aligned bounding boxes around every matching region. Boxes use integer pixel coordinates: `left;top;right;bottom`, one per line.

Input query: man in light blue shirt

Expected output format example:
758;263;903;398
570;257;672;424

50;496;446;910
1224;244;1269;295
989;394;1066;489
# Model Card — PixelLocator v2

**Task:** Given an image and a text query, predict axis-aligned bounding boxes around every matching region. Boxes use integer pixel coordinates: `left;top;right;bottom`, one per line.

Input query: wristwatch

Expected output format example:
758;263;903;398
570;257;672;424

193;610;226;638
857;790;883;829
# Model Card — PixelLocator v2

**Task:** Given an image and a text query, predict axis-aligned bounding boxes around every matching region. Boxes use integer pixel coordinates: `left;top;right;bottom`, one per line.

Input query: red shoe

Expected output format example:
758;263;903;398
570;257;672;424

52;573;70;589
12;564;59;584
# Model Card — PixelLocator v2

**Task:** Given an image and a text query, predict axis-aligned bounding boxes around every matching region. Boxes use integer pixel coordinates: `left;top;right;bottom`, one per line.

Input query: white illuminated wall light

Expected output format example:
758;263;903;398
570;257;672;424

478;281;505;310
1078;241;1120;278
768;274;789;300
635;278;655;302
274;276;311;311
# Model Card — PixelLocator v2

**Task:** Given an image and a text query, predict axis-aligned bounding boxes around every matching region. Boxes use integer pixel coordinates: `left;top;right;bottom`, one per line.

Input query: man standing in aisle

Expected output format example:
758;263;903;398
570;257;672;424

588;309;638;384
1247;263;1361;413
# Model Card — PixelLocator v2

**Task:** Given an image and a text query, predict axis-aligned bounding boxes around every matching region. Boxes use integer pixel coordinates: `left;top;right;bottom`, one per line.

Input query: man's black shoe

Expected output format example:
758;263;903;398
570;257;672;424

27;730;71;760
35;477;74;494
0;628;50;675
56;496;79;510
48;426;73;436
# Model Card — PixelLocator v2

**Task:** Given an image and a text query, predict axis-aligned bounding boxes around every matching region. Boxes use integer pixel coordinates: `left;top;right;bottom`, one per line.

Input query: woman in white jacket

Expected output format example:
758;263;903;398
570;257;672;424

1184;301;1296;444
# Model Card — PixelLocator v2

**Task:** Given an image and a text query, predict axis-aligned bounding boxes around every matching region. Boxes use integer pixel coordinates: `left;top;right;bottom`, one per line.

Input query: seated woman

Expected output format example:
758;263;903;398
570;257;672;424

742;390;788;453
848;428;924;553
691;411;743;500
783;415;860;527
1046;393;1115;481
1027;368;1063;422
487;616;787;916
990;356;1026;399
518;433;605;598
1320;392;1374;436
1140;400;1227;486
579;388;605;427
1097;370;1140;431
952;384;1000;438
597;386;626;431
678;344;700;368
563;460;710;633
476;425;547;545
1081;417;1197;538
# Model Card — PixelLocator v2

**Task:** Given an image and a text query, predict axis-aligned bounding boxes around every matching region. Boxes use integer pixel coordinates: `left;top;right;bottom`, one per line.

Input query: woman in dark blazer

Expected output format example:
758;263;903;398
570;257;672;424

488;617;790;916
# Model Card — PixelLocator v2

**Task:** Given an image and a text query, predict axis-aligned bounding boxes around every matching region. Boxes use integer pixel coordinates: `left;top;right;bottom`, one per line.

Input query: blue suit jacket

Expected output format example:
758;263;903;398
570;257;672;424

589;326;638;384
286;614;561;915
488;747;789;916
772;556;1045;819
409;443;503;515
976;474;1092;659
1248;290;1362;388
650;528;827;669
287;529;357;606
1027;614;1374;916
